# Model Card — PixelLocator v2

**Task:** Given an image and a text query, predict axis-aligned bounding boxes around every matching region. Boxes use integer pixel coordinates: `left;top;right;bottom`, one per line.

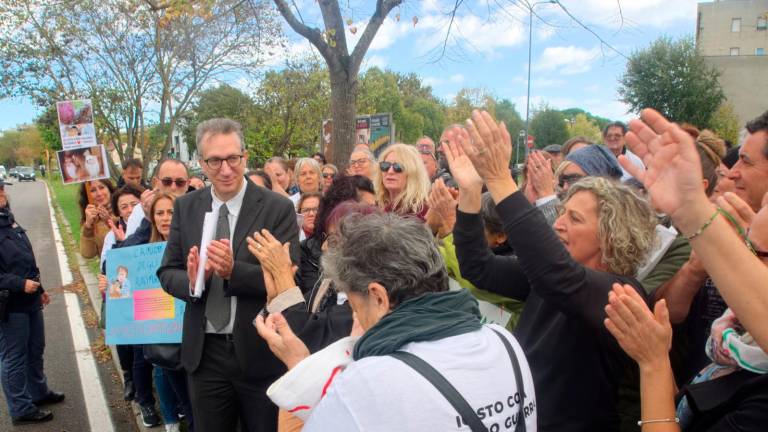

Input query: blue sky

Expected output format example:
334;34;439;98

0;0;702;132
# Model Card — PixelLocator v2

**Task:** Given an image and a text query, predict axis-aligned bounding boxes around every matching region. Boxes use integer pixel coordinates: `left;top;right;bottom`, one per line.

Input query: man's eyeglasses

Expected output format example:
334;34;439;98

558;174;584;188
300;207;319;215
203;154;244;170
605;134;623;140
379;161;404;173
348;158;369;167
160;178;189;188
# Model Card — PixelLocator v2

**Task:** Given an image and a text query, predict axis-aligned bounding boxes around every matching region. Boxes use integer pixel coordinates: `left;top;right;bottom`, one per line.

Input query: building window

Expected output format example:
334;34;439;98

757;48;765;56
732;18;741;32
730;47;740;56
758;17;767;31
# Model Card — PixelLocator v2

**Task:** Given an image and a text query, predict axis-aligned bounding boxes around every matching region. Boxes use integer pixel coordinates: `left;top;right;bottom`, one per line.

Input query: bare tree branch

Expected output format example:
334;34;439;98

272;0;334;63
349;0;403;72
553;0;628;59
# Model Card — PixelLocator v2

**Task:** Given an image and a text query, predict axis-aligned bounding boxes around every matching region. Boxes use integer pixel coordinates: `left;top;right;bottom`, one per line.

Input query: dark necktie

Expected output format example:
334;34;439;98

206;204;231;331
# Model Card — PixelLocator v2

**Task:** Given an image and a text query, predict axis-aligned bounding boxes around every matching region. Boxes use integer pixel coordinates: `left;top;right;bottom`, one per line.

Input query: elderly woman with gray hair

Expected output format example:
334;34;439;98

447;111;657;432
254;213;537;431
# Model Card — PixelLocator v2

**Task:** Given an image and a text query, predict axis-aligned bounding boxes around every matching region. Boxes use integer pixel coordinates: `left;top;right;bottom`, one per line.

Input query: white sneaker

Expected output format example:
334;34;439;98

164;423;180;432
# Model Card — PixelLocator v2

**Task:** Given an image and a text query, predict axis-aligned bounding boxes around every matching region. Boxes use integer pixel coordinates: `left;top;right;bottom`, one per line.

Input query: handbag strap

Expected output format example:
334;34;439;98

491;329;527;432
390;351;488;432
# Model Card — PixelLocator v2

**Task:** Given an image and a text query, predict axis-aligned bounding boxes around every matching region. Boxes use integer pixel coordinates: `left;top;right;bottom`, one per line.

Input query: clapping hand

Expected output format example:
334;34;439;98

527;151;556;198
441;129;483;192
462;110;514;185
107;219;126;242
248;229;296;301
604;283;672;370
254;312;310;370
427;178;458;237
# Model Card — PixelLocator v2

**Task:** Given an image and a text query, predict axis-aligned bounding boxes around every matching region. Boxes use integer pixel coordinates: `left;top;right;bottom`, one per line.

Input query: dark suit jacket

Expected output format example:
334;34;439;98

157;180;300;380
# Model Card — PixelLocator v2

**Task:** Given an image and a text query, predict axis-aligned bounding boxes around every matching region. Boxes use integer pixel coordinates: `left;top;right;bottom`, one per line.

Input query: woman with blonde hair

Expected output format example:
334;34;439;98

374;143;430;220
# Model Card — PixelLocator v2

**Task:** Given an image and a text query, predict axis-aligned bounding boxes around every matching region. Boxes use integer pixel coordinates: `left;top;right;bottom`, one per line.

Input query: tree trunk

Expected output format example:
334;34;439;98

329;71;358;170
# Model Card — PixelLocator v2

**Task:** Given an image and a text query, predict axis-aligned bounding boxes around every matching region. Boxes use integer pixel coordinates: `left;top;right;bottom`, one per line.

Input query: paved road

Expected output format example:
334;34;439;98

1;180;136;432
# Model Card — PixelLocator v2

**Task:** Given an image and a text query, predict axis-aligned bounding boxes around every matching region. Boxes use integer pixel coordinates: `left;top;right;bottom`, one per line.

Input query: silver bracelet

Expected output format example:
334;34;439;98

637;417;680;426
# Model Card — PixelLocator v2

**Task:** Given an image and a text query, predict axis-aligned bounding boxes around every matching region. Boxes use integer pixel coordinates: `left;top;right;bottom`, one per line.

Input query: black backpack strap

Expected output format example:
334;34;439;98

492;329;527;432
390;351;488;432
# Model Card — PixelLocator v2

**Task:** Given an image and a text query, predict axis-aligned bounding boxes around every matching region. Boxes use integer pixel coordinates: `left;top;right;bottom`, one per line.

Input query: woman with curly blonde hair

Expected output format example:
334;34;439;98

447;111;658;431
374;143;430;220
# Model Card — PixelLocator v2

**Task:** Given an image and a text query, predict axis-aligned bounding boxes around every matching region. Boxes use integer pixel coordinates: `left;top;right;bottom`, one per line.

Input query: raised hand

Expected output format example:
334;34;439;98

604;283;672;370
716;192;755;232
207;239;234;280
624;109;710;230
187;246;213;285
427;178;458;237
83;204;98;229
463;110;514;184
441;129;483;192
107;219;126;242
527;151;556;198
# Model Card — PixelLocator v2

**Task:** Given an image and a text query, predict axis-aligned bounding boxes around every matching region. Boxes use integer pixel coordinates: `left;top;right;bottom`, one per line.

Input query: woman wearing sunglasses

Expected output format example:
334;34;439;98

374;144;430;221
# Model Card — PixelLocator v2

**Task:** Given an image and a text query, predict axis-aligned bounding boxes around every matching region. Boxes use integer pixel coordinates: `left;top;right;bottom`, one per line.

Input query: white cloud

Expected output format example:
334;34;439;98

363;55;388;70
534;46;601;75
449;74;465;84
567;0;698;30
263;40;320;67
344;17;413;53
414;11;528;58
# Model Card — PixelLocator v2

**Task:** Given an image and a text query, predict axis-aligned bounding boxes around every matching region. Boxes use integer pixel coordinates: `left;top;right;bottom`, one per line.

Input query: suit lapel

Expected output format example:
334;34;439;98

232;181;264;256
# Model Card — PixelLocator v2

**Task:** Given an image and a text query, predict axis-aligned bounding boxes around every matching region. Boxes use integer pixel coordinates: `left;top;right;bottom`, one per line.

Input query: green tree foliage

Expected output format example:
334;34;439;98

709;102;741;146
446;88;497;126
560;108;612;132
357;68;445;143
530;106;569;149
495;99;525;138
618;36;725;128
566;113;602;142
0;126;44;166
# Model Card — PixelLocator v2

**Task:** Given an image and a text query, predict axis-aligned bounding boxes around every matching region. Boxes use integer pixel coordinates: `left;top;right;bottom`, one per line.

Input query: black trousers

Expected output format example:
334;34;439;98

188;335;278;432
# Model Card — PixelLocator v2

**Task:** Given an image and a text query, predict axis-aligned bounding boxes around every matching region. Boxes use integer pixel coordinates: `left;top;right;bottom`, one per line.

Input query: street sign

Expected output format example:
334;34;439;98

527;135;535;148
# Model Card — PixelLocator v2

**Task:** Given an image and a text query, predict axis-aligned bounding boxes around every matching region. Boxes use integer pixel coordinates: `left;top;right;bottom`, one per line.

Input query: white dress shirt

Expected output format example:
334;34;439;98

205;180;248;334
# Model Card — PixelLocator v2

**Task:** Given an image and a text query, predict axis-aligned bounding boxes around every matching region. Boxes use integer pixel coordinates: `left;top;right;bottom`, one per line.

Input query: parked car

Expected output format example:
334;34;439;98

9;167;18;178
16;166;36;182
0;166;6;181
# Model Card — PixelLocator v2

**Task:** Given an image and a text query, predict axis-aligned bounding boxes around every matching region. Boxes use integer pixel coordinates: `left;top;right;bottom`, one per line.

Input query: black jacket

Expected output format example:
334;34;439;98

298;236;323;295
454;192;645;432
0;206;44;312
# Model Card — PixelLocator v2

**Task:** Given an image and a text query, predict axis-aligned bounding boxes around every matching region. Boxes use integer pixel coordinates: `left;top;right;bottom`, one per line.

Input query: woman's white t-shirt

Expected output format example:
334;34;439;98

304;324;537;431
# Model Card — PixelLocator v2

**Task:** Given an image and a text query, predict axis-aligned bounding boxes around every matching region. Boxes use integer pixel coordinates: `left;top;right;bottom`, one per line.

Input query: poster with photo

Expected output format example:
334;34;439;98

105;242;185;345
355;116;371;146
56;99;97;150
56;145;110;185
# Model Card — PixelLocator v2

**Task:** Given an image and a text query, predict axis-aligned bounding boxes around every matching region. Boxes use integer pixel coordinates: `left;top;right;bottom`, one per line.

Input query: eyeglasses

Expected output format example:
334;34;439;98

558;174;584;188
379;161;404;173
322;173;334;178
605;134;623;140
203;154;244;170
349;158;370;167
160;177;189;188
300;207;319;214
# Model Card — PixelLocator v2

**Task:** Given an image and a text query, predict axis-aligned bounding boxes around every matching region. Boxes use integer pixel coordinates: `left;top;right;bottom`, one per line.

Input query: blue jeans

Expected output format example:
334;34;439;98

0;310;50;418
155;367;194;431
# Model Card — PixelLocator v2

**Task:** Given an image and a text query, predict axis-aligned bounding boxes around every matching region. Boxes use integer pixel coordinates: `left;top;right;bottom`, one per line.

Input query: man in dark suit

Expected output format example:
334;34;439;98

157;118;299;431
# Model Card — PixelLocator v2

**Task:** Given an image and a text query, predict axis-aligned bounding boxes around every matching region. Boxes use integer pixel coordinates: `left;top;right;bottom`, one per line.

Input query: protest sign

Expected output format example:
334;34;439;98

56;144;110;185
56;99;96;150
368;113;394;157
105;242;185;345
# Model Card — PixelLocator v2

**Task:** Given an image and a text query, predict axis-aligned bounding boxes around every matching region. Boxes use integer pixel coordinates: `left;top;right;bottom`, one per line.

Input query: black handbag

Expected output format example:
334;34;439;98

143;343;183;371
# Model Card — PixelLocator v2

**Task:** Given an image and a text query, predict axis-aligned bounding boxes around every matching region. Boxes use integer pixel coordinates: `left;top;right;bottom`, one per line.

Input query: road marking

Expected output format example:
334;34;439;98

44;183;73;286
64;293;115;432
46;183;114;432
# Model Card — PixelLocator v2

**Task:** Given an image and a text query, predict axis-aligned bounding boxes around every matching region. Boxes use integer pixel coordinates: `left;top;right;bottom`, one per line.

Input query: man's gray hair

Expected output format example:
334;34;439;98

196;118;245;156
322;213;448;307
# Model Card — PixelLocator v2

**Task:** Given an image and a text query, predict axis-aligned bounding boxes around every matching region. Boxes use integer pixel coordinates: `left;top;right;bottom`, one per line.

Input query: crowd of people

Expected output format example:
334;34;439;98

0;106;767;432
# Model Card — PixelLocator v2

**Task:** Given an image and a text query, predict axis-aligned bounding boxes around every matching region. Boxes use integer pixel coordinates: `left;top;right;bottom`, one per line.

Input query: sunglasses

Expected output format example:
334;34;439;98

379;161;404;173
322;173;334;178
160;177;188;188
558;174;584;188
